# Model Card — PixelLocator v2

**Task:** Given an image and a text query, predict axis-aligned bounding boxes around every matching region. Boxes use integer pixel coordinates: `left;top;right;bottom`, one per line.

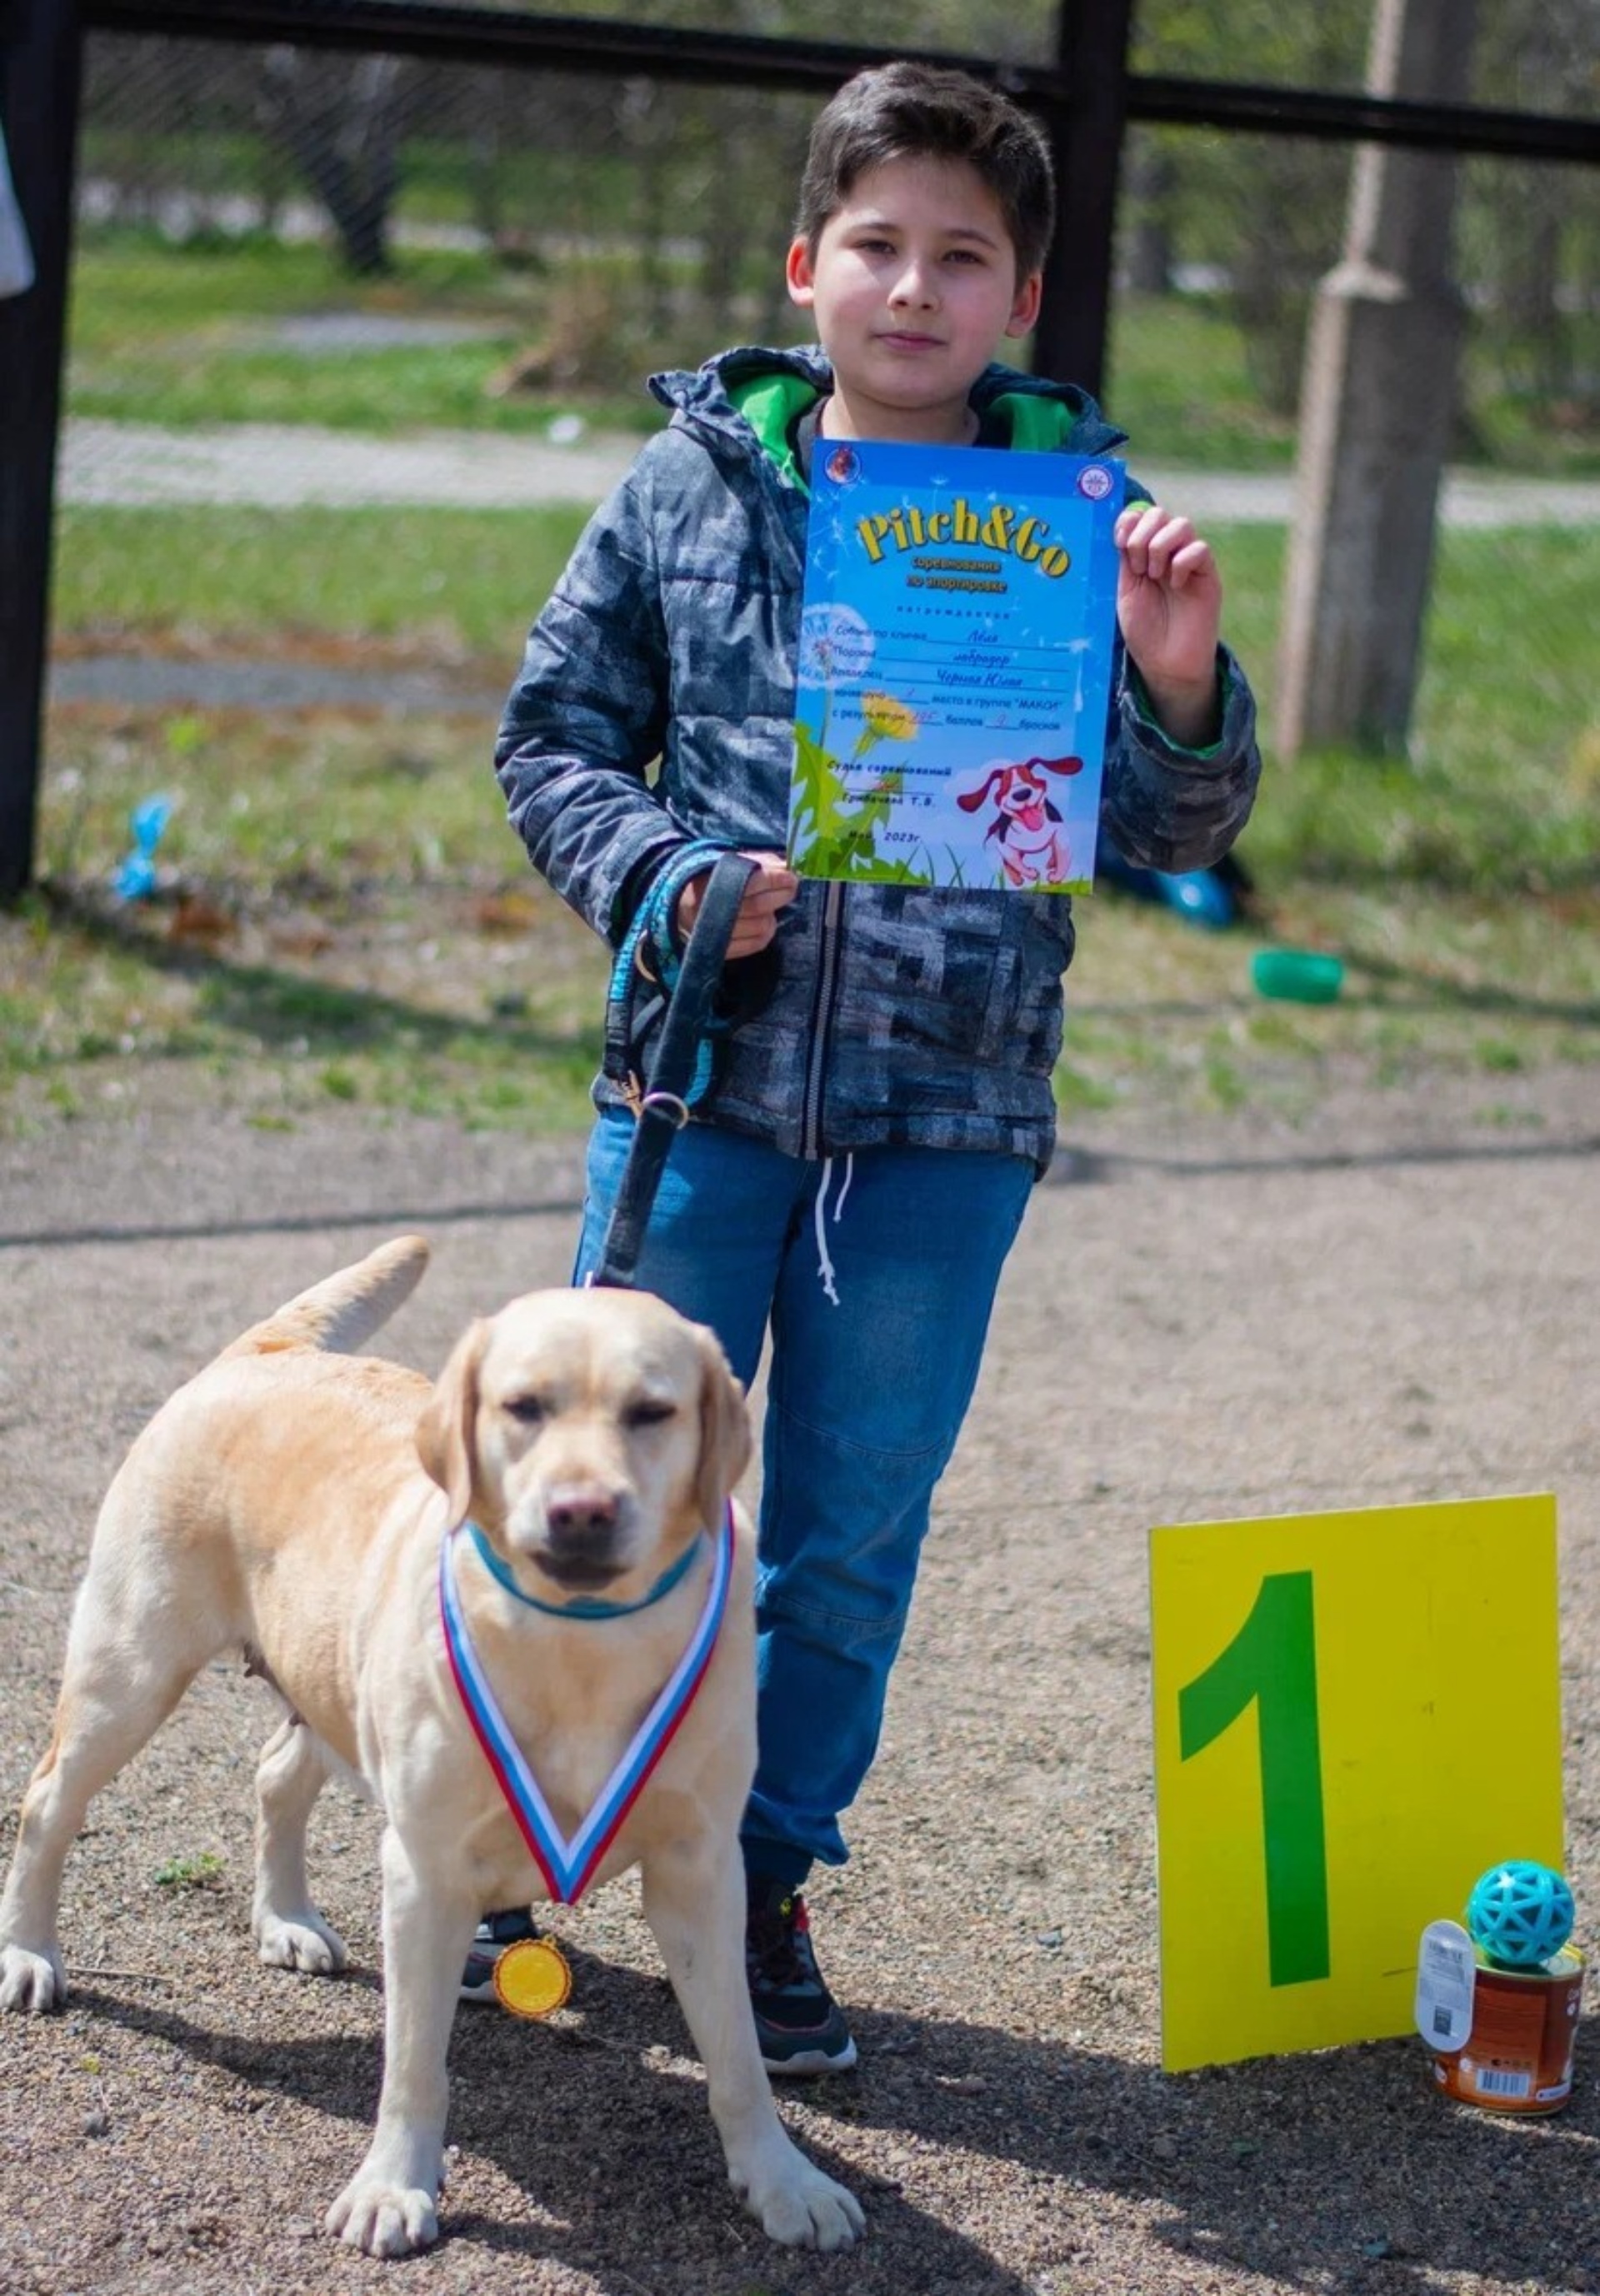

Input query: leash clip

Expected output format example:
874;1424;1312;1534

639;1089;691;1131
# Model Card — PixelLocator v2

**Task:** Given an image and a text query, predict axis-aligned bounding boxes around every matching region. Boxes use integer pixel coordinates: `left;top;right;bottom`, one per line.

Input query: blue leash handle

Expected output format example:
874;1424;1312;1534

594;848;758;1290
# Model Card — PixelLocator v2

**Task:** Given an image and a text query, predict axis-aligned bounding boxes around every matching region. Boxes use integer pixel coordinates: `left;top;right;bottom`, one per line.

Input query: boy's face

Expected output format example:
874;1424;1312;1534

787;155;1042;445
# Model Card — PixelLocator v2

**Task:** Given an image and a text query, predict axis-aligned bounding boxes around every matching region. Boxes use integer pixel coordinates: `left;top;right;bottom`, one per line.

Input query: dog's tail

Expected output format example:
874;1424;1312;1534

222;1235;431;1360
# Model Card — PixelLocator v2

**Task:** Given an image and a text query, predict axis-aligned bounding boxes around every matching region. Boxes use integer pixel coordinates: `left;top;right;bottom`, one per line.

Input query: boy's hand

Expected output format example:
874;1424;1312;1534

673;849;798;958
1114;502;1225;750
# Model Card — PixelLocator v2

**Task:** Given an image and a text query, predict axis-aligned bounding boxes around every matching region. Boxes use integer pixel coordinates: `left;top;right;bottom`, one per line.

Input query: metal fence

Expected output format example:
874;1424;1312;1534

2;0;1598;903
55;27;1600;483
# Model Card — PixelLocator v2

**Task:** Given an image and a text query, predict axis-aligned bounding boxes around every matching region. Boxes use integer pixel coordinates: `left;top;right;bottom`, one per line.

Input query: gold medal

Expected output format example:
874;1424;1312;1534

492;1935;572;2019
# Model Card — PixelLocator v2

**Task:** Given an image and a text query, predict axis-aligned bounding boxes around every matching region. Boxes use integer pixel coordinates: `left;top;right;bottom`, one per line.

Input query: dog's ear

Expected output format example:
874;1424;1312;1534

417;1317;489;1528
694;1325;752;1530
957;766;1005;813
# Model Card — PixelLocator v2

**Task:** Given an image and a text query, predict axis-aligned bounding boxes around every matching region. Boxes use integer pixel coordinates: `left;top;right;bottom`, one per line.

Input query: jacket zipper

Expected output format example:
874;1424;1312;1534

801;880;844;1159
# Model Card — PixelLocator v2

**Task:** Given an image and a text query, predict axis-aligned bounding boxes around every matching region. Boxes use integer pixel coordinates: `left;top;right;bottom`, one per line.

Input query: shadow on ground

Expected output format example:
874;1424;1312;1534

68;1943;1600;2296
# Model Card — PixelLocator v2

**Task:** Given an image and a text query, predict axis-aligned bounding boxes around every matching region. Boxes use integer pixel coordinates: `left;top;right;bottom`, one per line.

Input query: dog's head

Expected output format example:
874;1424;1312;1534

416;1287;750;1599
957;754;1084;823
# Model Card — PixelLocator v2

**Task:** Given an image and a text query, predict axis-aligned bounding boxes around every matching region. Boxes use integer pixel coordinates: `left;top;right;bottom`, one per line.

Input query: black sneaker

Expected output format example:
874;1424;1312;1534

460;1907;541;2004
745;1876;858;2077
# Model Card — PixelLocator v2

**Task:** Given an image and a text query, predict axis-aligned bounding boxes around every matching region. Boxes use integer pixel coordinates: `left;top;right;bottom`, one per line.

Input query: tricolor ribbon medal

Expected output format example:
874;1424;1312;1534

439;1506;734;2009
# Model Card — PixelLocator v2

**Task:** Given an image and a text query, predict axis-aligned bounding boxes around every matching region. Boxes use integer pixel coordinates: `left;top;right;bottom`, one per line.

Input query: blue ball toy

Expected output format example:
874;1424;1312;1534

1464;1860;1575;1969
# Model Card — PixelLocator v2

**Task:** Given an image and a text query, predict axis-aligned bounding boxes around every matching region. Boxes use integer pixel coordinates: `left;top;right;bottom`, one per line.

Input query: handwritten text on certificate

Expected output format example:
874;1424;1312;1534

788;442;1125;892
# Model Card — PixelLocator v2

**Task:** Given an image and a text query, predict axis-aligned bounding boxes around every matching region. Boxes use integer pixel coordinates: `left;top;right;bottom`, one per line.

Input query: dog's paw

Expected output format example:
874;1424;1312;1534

739;2155;866;2252
256;1909;348;1976
325;2174;439;2258
0;1944;66;2014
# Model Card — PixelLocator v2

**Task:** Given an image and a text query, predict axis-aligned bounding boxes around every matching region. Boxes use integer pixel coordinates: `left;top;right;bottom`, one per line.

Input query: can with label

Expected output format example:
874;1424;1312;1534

1428;1944;1584;2114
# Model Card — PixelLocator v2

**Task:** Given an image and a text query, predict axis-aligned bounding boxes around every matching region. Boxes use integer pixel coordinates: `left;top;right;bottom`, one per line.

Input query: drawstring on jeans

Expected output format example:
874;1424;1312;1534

813;1153;854;1305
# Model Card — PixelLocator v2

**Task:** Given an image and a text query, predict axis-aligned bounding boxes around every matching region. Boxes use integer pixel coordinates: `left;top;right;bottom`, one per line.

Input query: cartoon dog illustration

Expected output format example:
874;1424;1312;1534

957;754;1084;887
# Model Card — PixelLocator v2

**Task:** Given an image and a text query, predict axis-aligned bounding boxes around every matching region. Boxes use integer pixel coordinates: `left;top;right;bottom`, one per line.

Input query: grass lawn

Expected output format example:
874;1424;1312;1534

53;232;1326;467
48;511;1600;901
51;233;1348;467
66;229;1600;478
9;510;1597;1140
53;502;587;665
66;233;659;437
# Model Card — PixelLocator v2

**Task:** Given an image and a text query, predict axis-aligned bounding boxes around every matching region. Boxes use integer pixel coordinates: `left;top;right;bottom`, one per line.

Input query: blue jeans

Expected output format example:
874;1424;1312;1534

574;1111;1033;1885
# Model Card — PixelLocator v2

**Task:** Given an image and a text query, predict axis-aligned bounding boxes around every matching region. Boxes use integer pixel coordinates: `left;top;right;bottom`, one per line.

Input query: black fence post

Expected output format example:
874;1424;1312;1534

1032;0;1135;404
0;0;82;902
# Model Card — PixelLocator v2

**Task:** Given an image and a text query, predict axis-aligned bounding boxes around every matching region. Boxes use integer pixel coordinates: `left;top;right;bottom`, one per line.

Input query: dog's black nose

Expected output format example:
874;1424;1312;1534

537;1483;632;1586
544;1486;622;1548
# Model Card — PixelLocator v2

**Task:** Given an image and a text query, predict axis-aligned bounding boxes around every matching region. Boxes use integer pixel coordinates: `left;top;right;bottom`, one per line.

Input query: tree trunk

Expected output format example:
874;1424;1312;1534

1277;0;1478;756
258;48;412;278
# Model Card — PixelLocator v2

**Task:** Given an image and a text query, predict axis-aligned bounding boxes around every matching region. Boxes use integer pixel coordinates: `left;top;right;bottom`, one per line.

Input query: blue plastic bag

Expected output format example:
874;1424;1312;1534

111;795;174;901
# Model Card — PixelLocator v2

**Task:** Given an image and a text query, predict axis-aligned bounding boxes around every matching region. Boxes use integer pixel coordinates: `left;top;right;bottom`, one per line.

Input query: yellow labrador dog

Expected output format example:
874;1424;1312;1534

0;1238;862;2259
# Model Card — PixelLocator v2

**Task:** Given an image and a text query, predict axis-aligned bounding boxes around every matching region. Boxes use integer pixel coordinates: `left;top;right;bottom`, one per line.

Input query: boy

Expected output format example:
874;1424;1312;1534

484;61;1261;2073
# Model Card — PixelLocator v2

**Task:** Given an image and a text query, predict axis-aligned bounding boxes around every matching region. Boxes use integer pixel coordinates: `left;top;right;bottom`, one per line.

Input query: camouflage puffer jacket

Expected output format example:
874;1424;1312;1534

495;343;1261;1172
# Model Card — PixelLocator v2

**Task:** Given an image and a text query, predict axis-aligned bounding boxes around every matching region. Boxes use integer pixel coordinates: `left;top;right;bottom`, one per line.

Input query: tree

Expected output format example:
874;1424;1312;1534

256;48;415;277
1130;0;1372;413
1464;0;1600;428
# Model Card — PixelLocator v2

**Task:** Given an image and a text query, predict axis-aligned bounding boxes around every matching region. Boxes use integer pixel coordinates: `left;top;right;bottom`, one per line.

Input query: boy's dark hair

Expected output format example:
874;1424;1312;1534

796;62;1055;280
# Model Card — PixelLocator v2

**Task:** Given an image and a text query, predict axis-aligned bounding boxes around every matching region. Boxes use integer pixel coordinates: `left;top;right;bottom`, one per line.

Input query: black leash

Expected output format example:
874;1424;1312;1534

590;849;759;1290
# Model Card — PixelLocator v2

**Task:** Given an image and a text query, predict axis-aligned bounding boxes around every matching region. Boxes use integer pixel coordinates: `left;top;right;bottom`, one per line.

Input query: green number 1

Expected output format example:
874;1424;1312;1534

1178;1570;1332;1987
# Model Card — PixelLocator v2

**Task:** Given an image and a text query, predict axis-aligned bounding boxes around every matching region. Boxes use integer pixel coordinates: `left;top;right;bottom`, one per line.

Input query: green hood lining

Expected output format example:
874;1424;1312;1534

728;371;1088;492
728;371;822;492
995;390;1082;455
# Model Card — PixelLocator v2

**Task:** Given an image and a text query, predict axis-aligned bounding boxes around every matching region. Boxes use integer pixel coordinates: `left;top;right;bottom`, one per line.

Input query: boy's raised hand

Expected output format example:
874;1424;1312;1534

674;849;798;958
1114;502;1224;751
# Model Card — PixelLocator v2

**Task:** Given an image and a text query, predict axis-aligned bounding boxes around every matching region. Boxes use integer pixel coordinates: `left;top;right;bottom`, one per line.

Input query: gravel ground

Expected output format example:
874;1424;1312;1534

1;1066;1597;2296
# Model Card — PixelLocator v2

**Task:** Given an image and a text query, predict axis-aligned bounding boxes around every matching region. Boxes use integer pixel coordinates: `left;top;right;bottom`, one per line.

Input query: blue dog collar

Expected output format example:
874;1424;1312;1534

465;1520;707;1620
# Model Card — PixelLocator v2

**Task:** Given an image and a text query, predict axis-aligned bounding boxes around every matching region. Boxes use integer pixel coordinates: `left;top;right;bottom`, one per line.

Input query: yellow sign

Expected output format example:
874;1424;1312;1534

1150;1495;1562;2073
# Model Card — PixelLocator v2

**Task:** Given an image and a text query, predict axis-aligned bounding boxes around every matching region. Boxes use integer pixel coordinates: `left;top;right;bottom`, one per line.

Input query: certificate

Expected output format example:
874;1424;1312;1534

788;440;1125;892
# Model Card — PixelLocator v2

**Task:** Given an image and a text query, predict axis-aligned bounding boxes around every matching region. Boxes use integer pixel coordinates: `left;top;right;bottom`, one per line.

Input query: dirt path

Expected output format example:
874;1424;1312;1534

1;1067;1597;2295
60;414;1600;522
